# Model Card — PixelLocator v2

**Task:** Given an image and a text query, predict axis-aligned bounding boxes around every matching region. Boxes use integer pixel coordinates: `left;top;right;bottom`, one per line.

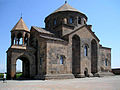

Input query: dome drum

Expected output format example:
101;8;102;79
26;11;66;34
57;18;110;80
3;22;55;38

45;11;87;30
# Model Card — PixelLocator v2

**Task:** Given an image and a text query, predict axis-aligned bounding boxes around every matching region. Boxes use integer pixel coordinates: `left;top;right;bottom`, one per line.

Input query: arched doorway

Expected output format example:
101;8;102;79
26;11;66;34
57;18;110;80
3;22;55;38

72;35;80;76
91;39;98;75
15;57;30;79
16;59;22;79
84;68;88;77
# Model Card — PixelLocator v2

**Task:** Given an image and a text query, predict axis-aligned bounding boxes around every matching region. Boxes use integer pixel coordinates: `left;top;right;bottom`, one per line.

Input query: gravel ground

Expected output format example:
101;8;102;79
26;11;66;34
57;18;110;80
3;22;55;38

0;76;120;90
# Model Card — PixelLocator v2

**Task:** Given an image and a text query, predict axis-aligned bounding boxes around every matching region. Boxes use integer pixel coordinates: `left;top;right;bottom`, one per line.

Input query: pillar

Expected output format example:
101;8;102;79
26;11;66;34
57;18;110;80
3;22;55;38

27;34;30;46
11;35;13;46
11;63;16;79
76;16;78;26
22;32;25;45
15;33;17;45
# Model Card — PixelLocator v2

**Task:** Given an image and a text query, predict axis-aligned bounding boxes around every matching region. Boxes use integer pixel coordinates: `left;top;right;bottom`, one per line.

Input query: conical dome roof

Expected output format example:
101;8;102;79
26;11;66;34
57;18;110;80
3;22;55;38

11;17;29;32
46;2;87;20
52;2;80;14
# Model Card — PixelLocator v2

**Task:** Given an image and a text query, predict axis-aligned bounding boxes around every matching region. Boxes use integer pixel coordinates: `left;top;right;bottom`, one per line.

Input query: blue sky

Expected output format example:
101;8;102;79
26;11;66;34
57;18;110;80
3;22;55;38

0;0;120;73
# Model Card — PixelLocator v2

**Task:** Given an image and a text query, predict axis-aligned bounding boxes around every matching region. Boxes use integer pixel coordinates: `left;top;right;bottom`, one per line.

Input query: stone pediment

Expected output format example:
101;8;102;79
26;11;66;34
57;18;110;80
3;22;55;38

63;25;100;42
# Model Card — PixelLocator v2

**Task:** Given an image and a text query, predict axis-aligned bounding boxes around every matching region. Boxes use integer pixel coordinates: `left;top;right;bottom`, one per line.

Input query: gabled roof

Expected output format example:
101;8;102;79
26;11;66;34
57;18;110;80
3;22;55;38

32;26;53;35
39;35;64;41
63;25;100;42
11;17;29;32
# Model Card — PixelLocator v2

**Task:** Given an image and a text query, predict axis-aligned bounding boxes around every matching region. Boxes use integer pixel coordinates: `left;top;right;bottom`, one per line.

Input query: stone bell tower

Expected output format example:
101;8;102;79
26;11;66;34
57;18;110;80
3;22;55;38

7;17;36;80
11;17;30;46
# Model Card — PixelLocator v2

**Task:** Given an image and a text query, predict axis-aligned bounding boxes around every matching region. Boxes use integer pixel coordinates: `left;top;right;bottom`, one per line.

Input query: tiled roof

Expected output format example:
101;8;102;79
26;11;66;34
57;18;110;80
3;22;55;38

11;17;29;32
32;26;53;35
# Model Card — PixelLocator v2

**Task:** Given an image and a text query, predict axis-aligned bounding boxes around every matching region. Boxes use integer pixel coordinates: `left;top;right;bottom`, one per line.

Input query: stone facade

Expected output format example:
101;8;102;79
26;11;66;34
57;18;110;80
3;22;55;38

99;46;111;72
7;2;113;80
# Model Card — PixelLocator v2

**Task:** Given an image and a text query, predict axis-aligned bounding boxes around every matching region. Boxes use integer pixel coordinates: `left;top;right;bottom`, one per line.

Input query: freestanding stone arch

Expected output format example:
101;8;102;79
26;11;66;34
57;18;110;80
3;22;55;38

91;39;98;75
72;35;80;77
7;48;36;80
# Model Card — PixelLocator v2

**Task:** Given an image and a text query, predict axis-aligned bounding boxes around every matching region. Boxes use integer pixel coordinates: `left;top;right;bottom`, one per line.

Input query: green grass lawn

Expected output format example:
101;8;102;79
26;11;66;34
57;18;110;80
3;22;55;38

0;73;4;78
16;73;22;79
0;73;22;79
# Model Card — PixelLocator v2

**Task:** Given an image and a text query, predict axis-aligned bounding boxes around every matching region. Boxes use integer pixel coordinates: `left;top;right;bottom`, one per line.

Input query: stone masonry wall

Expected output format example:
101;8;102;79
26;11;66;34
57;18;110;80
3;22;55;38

46;40;69;75
37;38;47;76
99;47;111;72
68;26;99;76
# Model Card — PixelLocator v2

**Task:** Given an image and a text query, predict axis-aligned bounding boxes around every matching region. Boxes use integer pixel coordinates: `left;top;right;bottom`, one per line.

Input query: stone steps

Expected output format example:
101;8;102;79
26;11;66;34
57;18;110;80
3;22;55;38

97;72;115;77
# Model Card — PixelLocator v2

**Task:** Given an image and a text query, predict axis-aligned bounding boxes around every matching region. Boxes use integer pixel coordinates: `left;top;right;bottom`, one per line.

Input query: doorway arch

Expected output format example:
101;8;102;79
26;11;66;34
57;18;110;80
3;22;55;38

91;39;98;75
72;35;80;75
15;57;30;79
16;59;22;79
84;68;88;77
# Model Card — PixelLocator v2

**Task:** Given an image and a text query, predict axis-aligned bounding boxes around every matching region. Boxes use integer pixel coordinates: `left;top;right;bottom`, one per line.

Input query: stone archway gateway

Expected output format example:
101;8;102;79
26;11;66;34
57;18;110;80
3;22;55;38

16;57;30;79
7;49;36;80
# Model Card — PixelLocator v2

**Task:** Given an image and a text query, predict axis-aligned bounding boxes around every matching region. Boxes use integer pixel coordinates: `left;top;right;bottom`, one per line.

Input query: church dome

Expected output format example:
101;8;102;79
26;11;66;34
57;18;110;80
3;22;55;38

45;2;88;30
51;2;87;20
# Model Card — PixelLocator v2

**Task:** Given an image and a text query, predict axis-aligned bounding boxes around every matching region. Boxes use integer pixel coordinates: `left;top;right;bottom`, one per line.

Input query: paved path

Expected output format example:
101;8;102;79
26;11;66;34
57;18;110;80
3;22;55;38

0;76;120;90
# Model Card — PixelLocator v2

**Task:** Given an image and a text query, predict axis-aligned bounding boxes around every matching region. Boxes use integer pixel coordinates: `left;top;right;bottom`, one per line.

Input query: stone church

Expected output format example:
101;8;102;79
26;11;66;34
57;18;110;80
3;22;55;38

7;2;113;80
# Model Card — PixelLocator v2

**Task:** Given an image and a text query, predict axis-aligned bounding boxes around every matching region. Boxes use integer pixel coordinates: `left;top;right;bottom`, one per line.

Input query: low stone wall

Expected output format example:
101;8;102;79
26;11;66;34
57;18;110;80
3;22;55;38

112;68;120;75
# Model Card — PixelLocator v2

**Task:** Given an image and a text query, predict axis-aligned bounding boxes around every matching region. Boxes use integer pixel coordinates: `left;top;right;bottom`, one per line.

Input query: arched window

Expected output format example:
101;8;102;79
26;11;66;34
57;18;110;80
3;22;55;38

78;17;81;24
64;18;67;24
69;17;73;24
14;37;17;45
105;59;108;66
17;33;23;45
84;46;88;56
54;19;57;25
60;55;65;64
40;57;42;65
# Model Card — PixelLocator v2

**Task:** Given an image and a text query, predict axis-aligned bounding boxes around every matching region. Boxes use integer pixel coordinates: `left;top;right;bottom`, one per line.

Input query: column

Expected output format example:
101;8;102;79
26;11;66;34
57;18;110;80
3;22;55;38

11;35;13;46
15;33;17;45
27;34;30;46
11;63;16;79
22;32;25;45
